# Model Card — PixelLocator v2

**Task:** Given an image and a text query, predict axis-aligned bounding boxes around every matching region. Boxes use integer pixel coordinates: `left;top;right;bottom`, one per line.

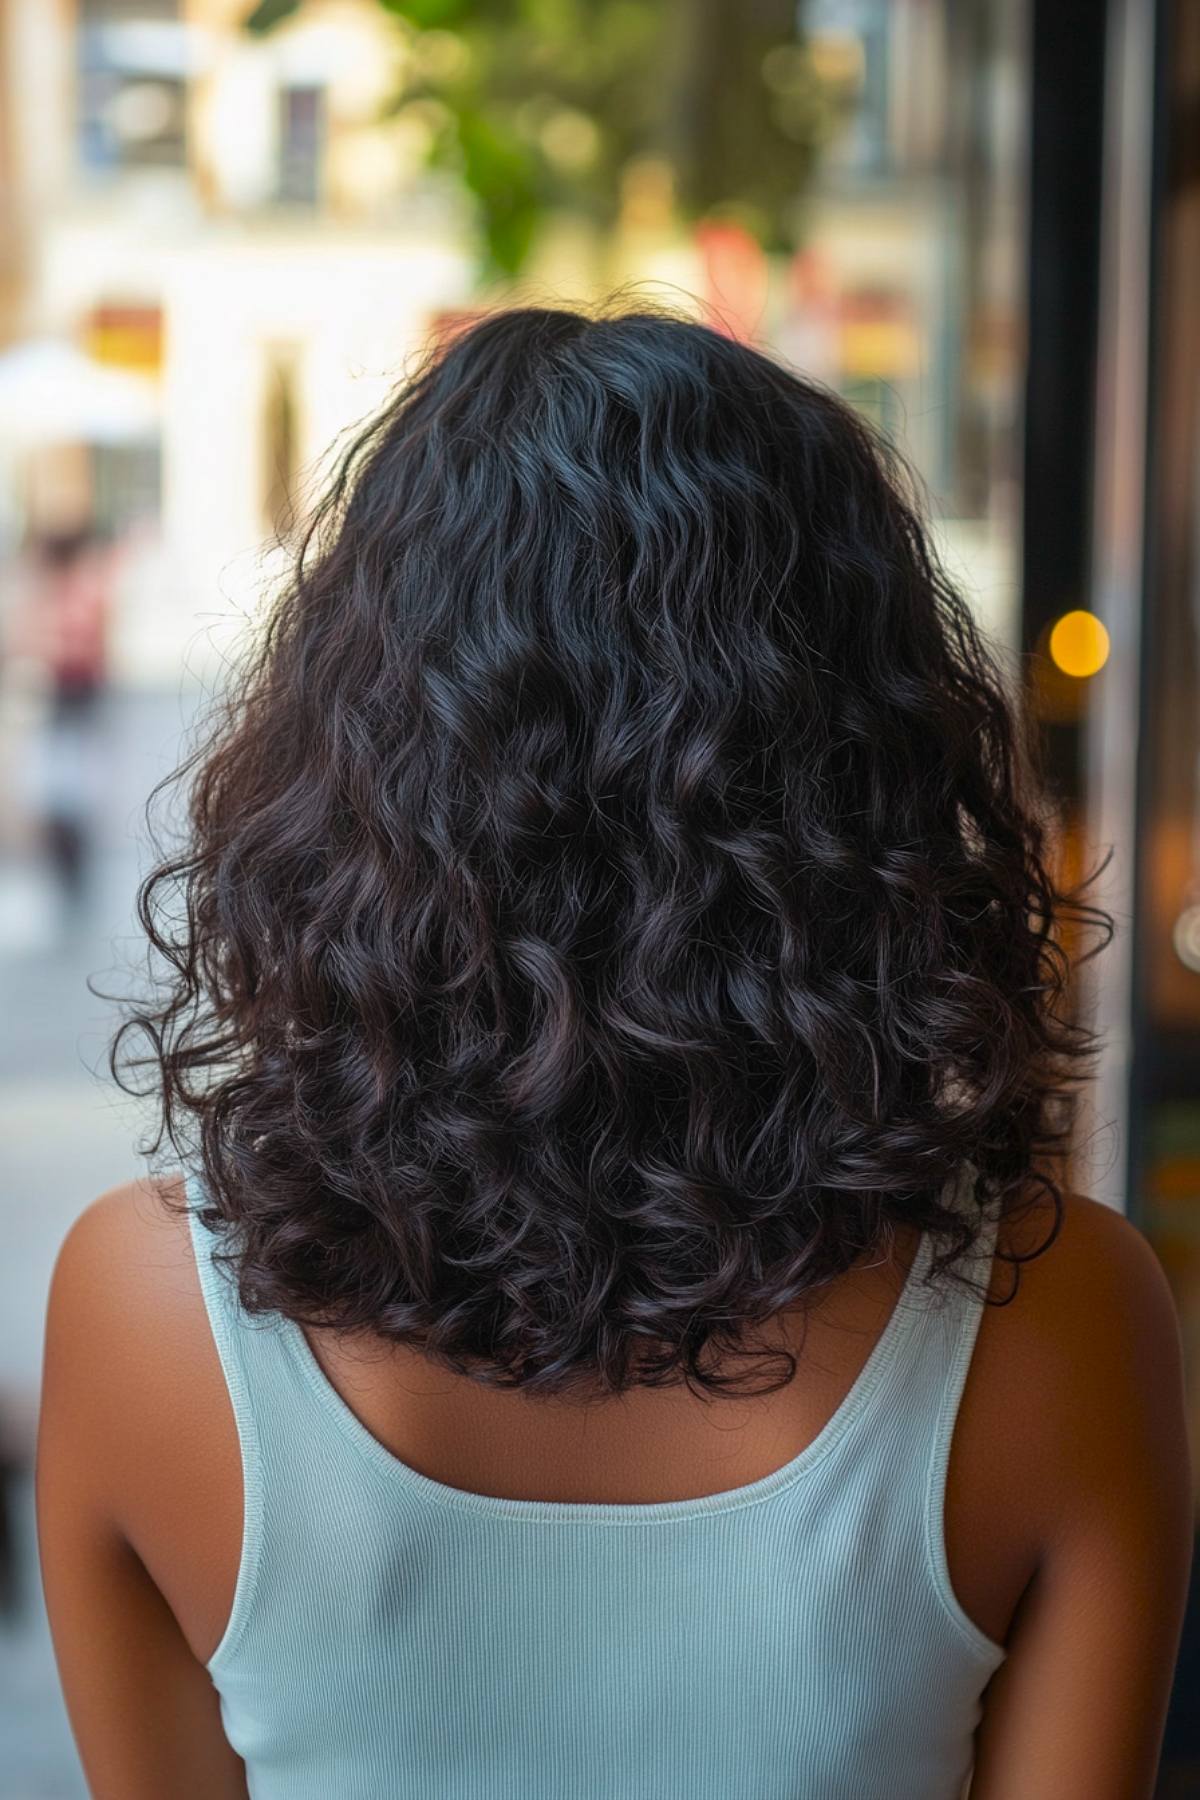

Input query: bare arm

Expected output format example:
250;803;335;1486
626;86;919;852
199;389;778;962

36;1182;249;1800
971;1196;1194;1799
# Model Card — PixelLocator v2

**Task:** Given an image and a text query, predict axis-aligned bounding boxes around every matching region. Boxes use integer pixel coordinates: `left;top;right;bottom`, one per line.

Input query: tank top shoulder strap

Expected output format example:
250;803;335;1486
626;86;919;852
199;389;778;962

185;1169;338;1668
183;1167;351;1471
926;1178;1002;1465
916;1175;1006;1661
833;1164;1001;1484
184;1167;274;1380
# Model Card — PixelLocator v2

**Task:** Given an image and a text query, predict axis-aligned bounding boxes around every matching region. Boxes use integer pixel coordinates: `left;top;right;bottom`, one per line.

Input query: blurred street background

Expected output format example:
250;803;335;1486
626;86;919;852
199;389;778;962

0;0;1197;1792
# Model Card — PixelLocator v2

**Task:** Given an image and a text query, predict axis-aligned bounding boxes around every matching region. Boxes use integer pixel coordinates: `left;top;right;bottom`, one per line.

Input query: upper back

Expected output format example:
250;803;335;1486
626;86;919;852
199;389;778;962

40;1172;1192;1800
136;1169;1014;1799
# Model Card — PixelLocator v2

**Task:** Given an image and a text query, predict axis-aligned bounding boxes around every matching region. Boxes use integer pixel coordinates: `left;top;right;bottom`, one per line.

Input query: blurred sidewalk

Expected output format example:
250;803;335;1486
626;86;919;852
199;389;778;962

0;681;204;1799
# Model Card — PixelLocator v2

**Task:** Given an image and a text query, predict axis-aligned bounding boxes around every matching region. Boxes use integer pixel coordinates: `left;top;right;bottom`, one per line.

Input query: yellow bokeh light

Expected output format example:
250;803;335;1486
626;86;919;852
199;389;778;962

1048;609;1110;678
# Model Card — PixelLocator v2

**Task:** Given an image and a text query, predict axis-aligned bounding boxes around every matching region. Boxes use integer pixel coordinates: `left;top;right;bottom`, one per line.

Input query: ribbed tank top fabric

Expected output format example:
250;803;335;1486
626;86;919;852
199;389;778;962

184;1170;1007;1800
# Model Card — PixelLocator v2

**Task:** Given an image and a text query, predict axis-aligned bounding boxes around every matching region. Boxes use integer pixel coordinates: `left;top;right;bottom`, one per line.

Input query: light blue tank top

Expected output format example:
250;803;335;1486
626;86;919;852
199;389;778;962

185;1170;1007;1800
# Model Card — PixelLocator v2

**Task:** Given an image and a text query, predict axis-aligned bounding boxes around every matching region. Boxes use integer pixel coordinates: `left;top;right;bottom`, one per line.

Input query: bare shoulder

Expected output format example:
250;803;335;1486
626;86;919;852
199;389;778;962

985;1185;1189;1464
40;1172;231;1544
49;1171;196;1304
989;1187;1187;1434
37;1177;251;1794
968;1190;1194;1796
996;1182;1178;1299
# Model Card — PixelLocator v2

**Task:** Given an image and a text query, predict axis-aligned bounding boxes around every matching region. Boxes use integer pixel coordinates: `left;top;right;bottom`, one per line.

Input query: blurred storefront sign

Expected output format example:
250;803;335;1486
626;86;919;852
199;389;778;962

82;302;163;375
835;288;921;380
428;306;492;351
694;218;770;345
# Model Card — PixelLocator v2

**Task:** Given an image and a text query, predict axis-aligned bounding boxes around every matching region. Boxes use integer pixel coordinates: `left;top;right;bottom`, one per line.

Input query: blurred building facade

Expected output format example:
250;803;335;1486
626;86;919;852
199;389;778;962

0;0;1031;679
1;0;479;682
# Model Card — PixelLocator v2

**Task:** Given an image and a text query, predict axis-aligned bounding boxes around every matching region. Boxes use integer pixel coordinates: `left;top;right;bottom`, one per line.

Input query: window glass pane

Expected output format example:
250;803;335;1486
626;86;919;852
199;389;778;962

786;0;1027;651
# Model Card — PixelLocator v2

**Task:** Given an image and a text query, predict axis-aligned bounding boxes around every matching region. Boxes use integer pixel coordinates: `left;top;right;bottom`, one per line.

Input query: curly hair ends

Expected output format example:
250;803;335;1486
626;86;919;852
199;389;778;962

112;297;1112;1403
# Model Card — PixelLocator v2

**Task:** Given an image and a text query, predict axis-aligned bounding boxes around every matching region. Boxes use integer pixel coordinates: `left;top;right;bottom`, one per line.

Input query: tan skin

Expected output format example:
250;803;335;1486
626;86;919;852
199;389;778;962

37;1175;1193;1799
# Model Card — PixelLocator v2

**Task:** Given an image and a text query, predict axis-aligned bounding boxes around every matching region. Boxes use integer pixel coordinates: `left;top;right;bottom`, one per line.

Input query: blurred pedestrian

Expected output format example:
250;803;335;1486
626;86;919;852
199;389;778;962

12;526;113;916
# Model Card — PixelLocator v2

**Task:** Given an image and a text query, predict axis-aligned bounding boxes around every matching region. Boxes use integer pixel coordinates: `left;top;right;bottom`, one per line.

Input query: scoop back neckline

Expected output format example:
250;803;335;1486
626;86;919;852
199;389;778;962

273;1226;936;1525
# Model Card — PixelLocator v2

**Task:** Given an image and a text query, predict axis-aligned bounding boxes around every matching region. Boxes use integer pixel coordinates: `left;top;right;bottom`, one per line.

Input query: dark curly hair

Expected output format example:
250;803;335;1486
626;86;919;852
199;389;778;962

113;297;1110;1402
